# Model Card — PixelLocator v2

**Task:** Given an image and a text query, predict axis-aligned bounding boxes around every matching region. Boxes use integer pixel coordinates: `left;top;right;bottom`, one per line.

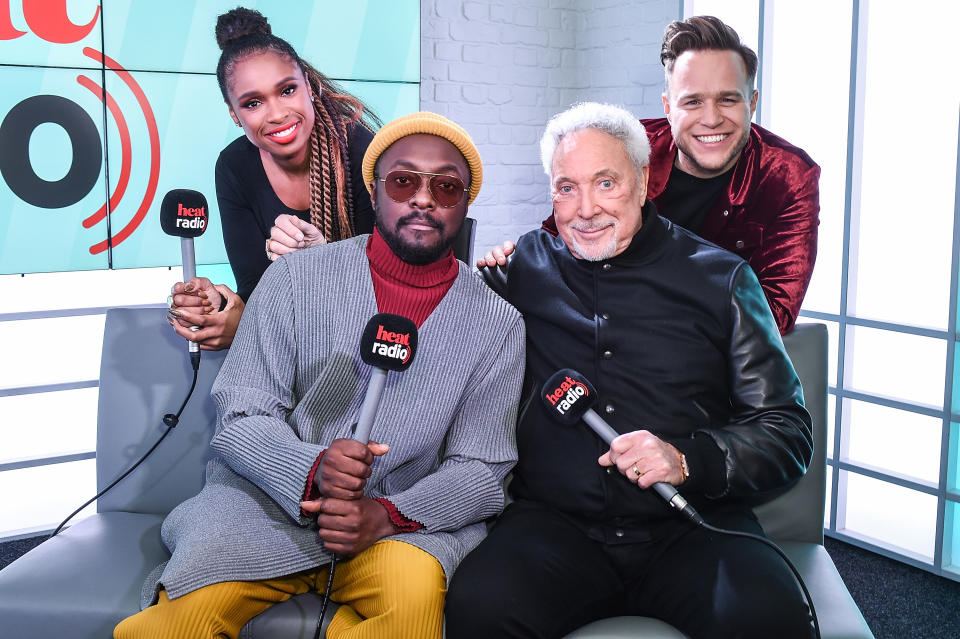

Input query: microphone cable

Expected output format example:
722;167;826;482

49;354;201;538
314;555;338;639
667;497;821;639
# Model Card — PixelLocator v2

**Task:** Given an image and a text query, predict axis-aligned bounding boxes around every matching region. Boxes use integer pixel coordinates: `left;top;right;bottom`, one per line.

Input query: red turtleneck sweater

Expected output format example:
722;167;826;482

365;226;459;326
303;228;460;531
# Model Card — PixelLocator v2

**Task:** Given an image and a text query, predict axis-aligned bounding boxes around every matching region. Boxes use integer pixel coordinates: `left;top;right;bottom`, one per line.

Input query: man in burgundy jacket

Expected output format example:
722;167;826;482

640;16;819;334
493;16;819;334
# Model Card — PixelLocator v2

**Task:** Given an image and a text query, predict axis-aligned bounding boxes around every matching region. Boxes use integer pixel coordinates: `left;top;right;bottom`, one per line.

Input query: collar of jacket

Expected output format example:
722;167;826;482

645;119;761;209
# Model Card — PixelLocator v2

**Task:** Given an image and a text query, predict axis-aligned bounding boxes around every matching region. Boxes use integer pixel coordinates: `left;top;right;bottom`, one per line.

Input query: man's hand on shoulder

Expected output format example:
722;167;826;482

598;430;687;488
311;497;397;556
314;439;389;500
475;240;515;269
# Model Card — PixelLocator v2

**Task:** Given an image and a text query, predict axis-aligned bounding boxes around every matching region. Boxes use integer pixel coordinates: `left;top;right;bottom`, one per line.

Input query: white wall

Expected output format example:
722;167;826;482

420;0;679;254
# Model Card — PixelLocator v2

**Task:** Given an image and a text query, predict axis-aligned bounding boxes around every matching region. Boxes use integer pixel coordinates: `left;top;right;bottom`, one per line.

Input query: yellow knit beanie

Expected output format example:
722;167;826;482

362;111;483;205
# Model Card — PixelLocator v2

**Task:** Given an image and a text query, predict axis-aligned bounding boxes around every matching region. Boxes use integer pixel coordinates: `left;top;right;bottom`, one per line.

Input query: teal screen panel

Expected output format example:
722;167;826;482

950;422;960;494
106;72;419;270
946;499;959;577
197;263;236;293
0;0;419;275
0;0;102;68
954;344;960;415
104;0;419;81
0;65;109;273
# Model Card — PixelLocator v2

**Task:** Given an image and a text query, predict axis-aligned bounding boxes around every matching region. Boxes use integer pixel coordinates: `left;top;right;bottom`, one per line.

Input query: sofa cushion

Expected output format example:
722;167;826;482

0;512;166;639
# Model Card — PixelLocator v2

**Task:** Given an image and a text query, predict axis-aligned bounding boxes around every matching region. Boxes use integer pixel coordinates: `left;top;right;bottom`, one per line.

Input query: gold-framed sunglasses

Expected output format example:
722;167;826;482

377;170;467;208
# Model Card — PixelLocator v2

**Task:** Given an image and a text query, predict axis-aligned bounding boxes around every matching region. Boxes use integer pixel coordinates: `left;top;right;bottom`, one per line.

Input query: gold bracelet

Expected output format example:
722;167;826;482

678;452;690;483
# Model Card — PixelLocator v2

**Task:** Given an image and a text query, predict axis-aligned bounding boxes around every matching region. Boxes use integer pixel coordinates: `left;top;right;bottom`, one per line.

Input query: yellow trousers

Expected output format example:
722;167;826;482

114;540;445;639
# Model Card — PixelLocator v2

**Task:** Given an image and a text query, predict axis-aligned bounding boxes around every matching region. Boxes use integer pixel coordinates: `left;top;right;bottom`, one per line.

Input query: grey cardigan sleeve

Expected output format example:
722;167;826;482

209;259;325;523
388;315;526;531
696;264;814;499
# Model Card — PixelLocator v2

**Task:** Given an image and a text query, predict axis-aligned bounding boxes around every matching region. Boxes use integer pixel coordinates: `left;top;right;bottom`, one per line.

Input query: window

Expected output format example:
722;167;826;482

689;0;960;581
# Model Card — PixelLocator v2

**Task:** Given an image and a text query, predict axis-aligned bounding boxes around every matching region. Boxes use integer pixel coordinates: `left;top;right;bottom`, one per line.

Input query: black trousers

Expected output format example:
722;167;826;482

446;500;814;639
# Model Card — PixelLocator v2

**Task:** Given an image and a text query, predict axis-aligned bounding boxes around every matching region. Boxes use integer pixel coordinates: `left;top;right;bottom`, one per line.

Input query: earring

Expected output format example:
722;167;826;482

234;120;241;128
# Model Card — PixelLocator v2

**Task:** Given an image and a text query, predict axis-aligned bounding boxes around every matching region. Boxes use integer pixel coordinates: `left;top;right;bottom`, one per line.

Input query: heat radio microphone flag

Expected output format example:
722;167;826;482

159;189;209;362
539;368;704;524
353;313;419;443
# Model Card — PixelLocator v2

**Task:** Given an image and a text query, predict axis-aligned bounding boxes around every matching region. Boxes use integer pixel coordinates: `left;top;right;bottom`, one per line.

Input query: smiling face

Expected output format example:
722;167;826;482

226;50;315;166
662;49;757;178
551;128;648;261
371;133;469;265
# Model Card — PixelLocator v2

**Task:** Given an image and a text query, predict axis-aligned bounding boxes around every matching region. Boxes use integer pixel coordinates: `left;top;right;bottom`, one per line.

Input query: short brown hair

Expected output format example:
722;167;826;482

660;16;758;90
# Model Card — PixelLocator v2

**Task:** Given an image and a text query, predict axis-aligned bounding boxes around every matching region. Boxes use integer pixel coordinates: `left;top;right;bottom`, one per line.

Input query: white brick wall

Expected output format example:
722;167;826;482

421;0;680;257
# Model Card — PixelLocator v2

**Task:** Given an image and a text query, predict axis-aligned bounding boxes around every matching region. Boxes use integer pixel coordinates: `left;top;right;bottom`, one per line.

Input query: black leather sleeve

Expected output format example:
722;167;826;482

697;264;814;499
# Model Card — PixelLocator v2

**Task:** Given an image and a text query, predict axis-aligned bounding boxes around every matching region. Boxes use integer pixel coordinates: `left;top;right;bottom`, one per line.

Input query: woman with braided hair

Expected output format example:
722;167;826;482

168;7;379;350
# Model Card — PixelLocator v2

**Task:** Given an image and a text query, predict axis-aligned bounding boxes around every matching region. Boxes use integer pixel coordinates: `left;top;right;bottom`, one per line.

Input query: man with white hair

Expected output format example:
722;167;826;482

446;102;815;639
485;16;819;336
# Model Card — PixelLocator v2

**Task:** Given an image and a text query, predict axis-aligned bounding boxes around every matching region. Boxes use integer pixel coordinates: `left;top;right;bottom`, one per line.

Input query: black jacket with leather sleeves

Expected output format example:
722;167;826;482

483;203;812;530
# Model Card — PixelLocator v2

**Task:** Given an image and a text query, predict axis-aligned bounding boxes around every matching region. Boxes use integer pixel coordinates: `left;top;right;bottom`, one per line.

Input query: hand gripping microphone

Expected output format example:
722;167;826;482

160;189;209;366
540;369;822;638
540;368;704;525
354;313;419;442
311;314;419;639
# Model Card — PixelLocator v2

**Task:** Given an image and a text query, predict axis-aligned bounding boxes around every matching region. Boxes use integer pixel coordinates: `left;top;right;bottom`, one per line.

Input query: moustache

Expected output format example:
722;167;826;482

398;212;443;230
570;221;615;233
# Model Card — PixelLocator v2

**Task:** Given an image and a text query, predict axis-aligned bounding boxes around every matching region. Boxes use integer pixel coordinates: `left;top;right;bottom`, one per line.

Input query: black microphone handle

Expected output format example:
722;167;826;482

581;408;702;523
353;367;387;443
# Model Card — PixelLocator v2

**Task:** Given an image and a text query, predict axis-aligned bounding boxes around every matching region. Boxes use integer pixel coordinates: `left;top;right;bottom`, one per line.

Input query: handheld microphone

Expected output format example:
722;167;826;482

160;189;209;366
538;369;822;638
353;313;419;443
540;368;704;525
311;313;417;639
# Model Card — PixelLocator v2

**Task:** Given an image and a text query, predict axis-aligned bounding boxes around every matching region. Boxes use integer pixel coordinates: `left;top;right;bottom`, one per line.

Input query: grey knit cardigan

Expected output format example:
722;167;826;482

147;236;525;605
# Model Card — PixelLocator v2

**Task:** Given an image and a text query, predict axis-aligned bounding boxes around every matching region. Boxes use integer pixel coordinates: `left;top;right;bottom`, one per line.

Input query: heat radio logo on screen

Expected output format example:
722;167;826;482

0;1;159;256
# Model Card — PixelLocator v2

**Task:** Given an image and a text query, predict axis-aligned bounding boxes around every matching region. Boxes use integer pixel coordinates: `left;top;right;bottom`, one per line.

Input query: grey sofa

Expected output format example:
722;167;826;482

0;309;871;639
563;322;874;639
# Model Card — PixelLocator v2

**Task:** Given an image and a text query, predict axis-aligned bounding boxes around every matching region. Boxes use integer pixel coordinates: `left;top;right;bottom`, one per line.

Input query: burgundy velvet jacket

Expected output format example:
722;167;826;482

542;118;820;334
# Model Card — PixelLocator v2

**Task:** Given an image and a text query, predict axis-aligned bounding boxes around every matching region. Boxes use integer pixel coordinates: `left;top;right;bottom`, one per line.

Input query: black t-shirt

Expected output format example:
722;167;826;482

214;122;375;301
655;165;733;234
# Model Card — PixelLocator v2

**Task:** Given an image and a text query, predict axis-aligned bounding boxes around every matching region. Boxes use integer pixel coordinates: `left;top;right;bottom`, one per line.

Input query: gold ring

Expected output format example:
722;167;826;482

265;238;272;254
633;465;642;477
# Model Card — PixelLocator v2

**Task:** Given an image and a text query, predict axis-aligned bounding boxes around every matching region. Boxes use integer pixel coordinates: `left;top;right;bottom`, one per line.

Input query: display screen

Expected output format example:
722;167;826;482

0;0;419;274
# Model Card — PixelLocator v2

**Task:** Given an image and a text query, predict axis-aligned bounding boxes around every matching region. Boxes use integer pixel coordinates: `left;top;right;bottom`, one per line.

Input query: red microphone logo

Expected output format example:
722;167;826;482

372;324;413;365
175;202;207;230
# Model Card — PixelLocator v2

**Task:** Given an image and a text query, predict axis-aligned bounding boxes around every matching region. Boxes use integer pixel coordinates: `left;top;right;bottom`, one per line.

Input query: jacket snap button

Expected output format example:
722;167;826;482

602;350;613;359
602;263;612;271
601;313;610;320
723;210;729;216
735;240;745;249
605;404;615;414
615;529;624;538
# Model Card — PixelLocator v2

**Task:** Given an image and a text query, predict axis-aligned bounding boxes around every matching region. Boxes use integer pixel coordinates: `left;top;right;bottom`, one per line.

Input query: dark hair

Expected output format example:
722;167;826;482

660;15;758;90
214;7;381;241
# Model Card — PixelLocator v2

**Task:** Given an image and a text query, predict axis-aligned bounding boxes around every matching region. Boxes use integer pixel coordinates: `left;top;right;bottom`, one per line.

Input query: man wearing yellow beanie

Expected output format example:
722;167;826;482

116;112;524;639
